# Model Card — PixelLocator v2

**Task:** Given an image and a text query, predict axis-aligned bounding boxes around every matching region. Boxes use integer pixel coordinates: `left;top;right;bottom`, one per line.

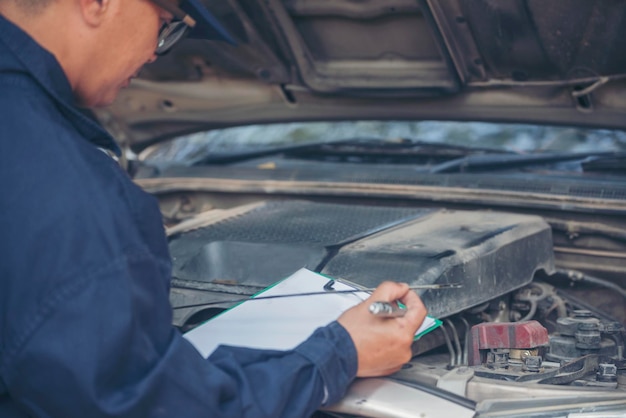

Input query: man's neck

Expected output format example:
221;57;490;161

0;2;86;92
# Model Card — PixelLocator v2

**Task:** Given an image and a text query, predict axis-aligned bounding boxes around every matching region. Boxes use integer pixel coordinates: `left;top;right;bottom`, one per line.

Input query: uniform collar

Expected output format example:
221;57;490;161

0;13;121;155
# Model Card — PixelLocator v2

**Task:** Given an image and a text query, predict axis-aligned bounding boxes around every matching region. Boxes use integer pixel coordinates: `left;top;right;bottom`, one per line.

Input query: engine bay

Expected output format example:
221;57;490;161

164;198;625;415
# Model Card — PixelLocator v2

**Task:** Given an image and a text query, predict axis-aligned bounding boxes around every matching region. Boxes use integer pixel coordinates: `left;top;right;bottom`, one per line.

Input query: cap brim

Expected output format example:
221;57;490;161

181;0;237;45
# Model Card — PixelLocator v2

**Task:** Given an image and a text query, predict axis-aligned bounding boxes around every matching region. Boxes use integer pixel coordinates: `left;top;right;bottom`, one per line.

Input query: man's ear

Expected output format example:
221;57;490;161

78;0;111;27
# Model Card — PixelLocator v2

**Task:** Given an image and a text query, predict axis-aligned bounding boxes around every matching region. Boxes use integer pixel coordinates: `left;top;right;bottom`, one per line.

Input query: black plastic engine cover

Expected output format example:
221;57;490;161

169;200;554;319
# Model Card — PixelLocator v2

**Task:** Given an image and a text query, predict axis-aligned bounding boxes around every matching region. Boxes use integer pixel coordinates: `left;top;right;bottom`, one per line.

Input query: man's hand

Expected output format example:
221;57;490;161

337;282;427;377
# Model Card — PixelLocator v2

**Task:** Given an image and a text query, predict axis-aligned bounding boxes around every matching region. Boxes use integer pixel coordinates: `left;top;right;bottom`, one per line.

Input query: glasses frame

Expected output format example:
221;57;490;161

149;0;196;55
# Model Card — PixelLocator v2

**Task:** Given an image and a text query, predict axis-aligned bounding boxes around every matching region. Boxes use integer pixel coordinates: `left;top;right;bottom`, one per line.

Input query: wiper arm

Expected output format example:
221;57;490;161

193;137;511;166
429;151;624;173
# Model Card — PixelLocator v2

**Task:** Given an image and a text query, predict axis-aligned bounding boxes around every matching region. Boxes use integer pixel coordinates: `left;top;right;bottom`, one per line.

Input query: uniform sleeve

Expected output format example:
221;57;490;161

1;250;357;418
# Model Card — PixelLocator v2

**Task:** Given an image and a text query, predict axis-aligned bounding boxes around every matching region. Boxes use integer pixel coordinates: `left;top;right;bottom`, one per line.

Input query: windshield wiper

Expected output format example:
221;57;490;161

429;151;626;174
190;136;625;173
192;137;510;166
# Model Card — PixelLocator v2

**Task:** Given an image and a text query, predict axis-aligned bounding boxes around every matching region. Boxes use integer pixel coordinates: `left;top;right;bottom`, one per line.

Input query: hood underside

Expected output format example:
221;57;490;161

97;0;626;152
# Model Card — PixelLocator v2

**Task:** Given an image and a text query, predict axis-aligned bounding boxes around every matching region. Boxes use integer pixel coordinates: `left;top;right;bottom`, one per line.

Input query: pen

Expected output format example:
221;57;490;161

369;301;407;318
173;282;461;310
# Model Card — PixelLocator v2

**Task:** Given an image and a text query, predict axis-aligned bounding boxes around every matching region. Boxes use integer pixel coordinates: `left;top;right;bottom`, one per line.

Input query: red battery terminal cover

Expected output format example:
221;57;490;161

468;320;549;366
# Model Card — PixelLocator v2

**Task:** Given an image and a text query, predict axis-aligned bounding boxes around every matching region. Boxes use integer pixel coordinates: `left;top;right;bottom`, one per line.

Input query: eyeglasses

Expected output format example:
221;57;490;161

149;0;196;55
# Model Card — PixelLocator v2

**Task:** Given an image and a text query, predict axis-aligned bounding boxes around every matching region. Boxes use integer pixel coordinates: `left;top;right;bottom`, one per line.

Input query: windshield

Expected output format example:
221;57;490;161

139;120;626;169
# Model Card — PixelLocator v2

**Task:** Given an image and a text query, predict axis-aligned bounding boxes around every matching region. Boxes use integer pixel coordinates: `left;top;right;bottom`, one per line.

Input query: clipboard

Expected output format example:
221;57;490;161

183;268;441;358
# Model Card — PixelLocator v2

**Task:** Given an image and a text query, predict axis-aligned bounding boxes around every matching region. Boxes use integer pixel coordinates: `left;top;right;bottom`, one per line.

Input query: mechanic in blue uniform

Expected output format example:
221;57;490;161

0;0;428;415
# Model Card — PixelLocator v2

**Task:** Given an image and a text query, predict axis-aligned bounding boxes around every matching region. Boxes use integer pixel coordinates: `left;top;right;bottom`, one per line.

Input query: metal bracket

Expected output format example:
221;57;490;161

437;367;475;397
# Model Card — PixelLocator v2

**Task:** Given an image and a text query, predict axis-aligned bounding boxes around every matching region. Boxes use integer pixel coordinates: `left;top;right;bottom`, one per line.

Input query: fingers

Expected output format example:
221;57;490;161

366;281;428;334
367;281;410;303
399;290;428;334
340;280;428;377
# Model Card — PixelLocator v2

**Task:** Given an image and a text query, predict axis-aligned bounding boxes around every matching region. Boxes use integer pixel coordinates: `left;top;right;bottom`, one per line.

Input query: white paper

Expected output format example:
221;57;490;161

184;268;437;358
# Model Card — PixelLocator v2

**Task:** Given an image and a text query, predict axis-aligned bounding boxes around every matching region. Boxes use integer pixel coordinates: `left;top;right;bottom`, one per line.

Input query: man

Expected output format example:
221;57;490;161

0;0;428;415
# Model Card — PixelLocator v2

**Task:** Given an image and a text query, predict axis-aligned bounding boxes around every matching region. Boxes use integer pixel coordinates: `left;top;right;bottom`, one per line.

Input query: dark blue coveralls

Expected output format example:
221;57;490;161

0;14;357;418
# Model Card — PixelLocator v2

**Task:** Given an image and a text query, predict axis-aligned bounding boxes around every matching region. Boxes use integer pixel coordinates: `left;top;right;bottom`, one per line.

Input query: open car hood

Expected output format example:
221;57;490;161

97;0;626;152
96;2;626;414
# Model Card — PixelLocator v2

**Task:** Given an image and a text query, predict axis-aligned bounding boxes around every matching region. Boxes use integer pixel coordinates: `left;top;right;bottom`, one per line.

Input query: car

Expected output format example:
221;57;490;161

94;0;626;416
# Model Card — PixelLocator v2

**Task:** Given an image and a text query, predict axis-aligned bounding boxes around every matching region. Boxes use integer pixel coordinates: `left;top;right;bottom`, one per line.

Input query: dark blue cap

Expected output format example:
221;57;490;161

181;0;237;45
